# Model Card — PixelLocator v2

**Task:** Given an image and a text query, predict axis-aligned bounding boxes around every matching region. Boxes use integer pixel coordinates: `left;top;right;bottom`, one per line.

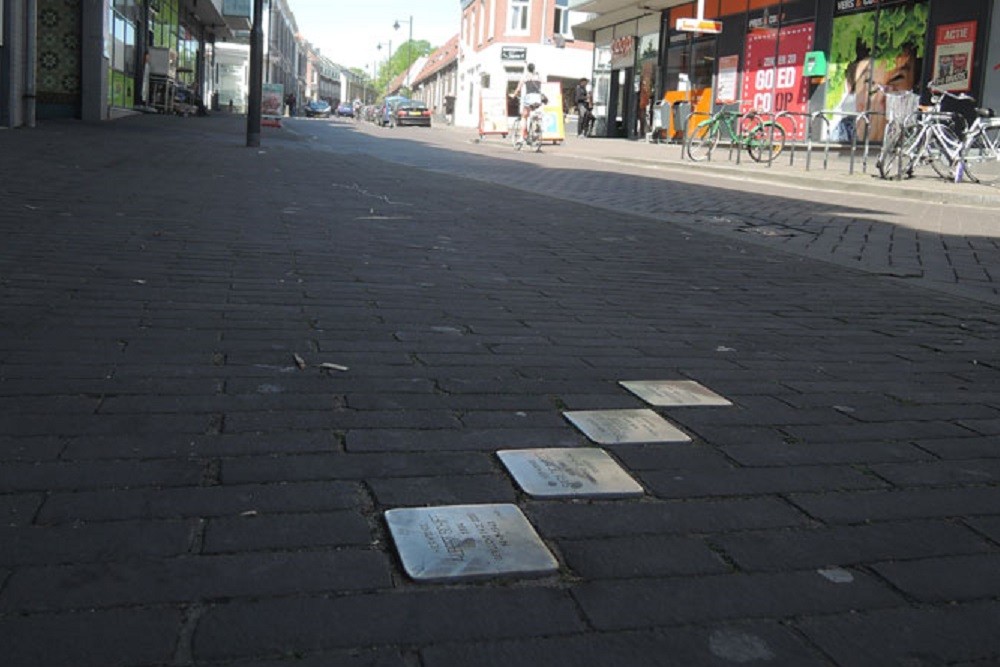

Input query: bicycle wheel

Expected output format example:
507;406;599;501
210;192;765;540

959;124;1000;184
528;118;543;152
510;118;523;149
925;125;962;180
877;120;915;180
746;122;785;163
686;120;719;161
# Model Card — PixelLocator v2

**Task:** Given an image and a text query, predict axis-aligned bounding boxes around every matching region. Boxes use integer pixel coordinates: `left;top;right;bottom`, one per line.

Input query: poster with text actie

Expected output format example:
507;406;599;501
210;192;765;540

932;21;976;92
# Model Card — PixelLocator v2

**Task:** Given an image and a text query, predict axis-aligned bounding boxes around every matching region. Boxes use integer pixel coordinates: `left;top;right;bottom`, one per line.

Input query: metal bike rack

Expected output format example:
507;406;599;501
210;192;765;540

806;112;833;171
680;109;713;161
773;111;810;167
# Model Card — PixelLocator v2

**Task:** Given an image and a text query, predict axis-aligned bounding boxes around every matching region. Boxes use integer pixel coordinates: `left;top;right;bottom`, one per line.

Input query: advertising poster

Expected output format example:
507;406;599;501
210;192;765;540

741;24;814;139
478;93;509;136
826;0;928;142
262;82;284;117
540;82;566;142
932;21;976;92
716;55;740;104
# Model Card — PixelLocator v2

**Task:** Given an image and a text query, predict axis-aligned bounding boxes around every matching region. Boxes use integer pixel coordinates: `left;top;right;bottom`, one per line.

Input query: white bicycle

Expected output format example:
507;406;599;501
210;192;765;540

510;99;545;152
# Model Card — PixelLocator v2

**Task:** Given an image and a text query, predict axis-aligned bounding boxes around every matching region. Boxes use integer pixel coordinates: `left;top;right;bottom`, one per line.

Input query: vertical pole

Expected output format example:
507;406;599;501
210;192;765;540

25;0;36;127
247;0;263;147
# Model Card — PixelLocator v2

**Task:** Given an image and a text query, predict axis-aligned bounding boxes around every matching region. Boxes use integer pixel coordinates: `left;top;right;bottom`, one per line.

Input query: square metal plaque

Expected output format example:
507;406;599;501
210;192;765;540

563;409;691;444
384;504;558;583
497;448;644;498
620;380;732;407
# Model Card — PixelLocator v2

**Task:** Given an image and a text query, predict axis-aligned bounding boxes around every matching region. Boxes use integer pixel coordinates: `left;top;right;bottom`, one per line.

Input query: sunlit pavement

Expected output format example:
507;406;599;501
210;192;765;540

1;113;999;666
327;114;1000;306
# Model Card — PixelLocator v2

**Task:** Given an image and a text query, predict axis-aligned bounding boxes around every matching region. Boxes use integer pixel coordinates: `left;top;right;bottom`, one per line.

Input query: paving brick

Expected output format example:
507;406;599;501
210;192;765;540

193;588;586;661
914;436;1000;460
721;440;934;466
967;516;1000;544
58;431;340;460
572;570;901;630
421;622;830;667
223;408;461;433
368;473;516;507
0;493;43;527
0;459;206;491
0;519;197;566
639;464;885;499
0;607;183;667
202;511;373;553
795;602;1000;666
557;534;730;579
0;411;212;437
610;442;732;471
781;421;974;444
235;648;408;667
36;481;363;524
0;550;391;612
525;497;810;539
713;520;993;572
869;459;1000;486
222;451;495;484
0;435;65;461
346;427;583;452
872;553;1000;603
789;487;1000;524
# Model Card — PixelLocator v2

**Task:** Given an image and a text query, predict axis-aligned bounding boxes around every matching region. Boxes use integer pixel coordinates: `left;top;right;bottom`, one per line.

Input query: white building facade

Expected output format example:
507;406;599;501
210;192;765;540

456;0;594;128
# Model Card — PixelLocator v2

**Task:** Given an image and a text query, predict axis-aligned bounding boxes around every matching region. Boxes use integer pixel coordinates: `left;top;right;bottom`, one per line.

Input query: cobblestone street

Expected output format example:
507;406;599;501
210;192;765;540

1;114;999;666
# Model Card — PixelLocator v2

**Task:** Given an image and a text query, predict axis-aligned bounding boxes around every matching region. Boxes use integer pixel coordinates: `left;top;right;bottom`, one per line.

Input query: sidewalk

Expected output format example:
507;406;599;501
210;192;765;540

444;115;1000;208
2;113;999;666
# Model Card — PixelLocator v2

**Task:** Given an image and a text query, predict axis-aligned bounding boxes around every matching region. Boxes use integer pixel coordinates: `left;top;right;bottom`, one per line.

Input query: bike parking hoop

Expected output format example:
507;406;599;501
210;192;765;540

806;112;833;171
680;109;714;161
772;111;811;168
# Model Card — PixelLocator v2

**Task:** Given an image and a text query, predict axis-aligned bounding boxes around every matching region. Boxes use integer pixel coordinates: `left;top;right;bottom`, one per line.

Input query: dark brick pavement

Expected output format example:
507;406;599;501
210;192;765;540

0;113;998;665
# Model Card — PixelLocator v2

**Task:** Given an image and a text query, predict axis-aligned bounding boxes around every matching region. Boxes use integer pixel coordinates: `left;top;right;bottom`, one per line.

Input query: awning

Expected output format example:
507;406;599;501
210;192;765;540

571;0;688;41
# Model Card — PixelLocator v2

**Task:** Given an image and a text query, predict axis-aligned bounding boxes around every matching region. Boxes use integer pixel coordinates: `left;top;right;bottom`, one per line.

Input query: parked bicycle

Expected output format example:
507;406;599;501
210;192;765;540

955;100;1000;184
686;101;786;163
877;86;996;182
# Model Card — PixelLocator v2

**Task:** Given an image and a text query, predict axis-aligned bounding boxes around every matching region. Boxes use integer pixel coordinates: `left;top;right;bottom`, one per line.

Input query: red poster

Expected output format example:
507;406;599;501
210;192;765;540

741;24;814;140
932;21;976;92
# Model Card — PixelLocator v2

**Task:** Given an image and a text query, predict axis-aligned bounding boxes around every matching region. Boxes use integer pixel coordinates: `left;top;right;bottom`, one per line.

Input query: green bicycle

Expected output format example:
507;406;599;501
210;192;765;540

686;103;786;163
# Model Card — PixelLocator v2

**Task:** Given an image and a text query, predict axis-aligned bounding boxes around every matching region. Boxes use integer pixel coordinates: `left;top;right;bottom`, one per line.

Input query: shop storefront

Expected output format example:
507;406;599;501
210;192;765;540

578;0;995;143
587;12;661;139
24;0;219;121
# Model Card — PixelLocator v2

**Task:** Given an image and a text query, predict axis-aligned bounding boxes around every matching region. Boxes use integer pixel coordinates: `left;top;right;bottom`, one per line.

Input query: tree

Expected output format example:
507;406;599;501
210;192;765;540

377;40;434;95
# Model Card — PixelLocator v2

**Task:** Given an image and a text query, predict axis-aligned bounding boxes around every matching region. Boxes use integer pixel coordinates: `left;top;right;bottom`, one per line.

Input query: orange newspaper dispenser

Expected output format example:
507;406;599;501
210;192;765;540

478;93;510;140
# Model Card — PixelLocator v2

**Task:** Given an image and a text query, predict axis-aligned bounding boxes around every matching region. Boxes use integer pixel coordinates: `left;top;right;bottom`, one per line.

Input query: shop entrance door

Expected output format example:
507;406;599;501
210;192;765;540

608;67;634;138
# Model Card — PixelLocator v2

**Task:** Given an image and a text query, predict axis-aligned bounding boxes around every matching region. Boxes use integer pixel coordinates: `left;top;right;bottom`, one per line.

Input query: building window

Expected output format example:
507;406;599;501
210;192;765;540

553;0;570;36
509;0;529;34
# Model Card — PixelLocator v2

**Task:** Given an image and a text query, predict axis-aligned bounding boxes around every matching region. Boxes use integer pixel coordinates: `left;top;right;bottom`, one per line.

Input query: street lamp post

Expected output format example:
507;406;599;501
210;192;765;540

377;40;391;93
393;16;413;90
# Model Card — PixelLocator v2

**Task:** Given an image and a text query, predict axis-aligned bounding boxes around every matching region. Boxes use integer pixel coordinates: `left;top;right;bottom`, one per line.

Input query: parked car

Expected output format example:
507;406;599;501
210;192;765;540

393;99;432;127
335;102;354;117
378;96;410;127
304;100;331;118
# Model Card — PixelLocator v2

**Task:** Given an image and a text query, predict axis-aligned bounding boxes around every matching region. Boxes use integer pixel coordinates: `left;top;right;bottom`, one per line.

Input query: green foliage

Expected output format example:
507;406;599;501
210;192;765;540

826;2;929;111
376;40;436;93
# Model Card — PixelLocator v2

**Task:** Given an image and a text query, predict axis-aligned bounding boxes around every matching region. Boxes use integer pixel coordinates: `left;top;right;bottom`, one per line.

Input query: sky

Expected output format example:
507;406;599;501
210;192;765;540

287;0;463;72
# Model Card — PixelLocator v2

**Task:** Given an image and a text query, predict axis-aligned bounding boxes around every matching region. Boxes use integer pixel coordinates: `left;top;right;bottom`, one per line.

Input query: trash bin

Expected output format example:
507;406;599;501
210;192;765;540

672;101;692;138
649;101;670;143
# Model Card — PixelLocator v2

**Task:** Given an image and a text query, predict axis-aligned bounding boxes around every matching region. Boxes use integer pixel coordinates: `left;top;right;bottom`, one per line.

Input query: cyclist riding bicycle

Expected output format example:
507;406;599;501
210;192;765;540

510;63;544;144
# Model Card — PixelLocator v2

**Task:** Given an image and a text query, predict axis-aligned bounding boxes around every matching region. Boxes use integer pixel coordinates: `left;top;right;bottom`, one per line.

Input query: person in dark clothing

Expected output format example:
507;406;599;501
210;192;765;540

574;78;593;137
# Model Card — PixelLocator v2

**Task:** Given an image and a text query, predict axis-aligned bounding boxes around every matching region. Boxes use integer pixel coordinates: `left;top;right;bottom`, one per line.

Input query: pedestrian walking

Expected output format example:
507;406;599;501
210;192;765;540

574;78;593;137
